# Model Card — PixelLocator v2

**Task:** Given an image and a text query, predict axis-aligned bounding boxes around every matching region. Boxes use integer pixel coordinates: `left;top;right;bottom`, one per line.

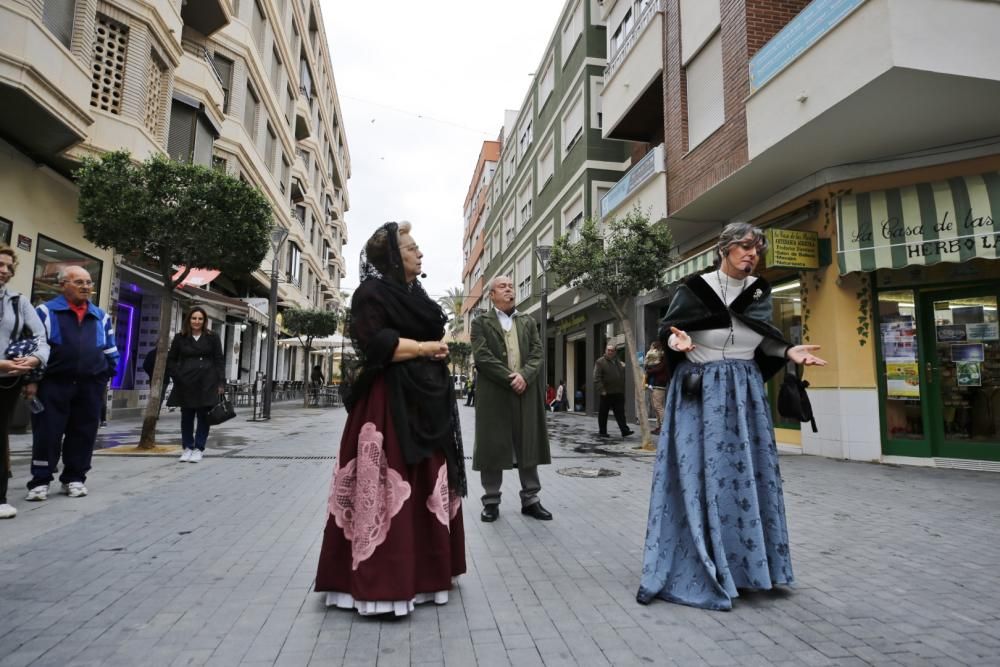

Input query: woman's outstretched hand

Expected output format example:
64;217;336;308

787;345;827;366
669;326;695;353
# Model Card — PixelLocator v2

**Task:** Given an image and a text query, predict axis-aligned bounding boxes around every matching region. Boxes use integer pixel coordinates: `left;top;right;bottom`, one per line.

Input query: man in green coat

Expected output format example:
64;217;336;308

471;275;552;523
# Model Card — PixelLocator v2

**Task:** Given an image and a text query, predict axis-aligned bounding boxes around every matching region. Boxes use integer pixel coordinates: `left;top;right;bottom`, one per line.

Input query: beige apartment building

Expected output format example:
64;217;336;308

0;0;350;416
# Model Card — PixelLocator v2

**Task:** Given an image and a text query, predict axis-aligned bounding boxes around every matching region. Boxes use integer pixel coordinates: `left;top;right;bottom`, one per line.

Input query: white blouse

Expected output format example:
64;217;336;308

668;272;787;363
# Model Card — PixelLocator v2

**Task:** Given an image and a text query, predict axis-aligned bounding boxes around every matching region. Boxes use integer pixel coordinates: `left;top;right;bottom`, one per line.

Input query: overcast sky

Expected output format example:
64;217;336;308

321;0;566;303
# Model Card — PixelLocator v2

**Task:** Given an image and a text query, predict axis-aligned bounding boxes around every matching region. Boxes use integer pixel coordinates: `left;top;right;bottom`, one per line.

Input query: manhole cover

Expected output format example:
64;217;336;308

557;467;621;478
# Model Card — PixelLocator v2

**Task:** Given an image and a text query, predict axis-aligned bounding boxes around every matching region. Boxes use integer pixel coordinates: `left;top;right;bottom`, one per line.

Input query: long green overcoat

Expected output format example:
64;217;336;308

470;309;551;471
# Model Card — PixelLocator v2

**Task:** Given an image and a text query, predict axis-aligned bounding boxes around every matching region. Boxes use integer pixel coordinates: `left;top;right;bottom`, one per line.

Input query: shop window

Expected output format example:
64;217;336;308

31;235;104;306
878;290;922;440
769;279;803;429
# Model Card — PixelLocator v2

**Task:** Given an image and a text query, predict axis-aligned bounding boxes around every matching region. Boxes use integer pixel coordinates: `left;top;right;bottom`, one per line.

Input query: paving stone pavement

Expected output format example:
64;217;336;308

2;402;1000;666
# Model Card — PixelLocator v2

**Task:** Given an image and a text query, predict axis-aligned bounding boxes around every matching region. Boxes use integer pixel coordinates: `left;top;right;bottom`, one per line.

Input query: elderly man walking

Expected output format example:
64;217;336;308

25;267;118;501
594;343;634;439
471;275;552;522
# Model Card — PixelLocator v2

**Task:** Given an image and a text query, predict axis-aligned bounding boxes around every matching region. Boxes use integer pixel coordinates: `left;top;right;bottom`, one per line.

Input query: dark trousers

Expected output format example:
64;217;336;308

181;407;212;450
29;378;104;488
598;392;628;435
0;382;22;503
465;389;475;406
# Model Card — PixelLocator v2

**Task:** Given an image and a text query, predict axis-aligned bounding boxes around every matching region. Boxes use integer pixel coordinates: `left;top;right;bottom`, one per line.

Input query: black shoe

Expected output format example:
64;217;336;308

597;432;610;438
621;429;635;437
481;505;499;522
521;503;553;521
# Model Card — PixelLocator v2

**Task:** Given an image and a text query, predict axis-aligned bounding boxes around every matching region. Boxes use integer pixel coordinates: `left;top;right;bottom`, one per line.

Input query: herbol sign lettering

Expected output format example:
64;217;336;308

836;173;1000;274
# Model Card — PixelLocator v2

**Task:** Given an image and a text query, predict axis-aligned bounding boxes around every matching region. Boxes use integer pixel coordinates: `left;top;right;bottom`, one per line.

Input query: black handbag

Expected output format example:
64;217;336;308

206;396;236;426
777;367;817;432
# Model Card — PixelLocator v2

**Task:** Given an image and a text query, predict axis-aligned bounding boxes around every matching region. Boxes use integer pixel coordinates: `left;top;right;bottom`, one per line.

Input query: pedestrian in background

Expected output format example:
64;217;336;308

167;306;224;463
464;371;476;407
25;267;118;501
593;343;633;438
637;222;827;611
315;221;466;616
644;341;668;435
143;343;169;413
471;275;552;523
551;379;566;412
0;245;49;519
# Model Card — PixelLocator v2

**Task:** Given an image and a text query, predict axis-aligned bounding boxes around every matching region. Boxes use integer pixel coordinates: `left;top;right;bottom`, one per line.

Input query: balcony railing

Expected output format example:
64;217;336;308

600;144;665;219
605;0;664;80
749;0;866;92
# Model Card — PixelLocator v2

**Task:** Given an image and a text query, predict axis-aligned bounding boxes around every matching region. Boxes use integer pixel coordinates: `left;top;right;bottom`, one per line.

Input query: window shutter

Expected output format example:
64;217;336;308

43;0;75;49
167;102;195;162
213;55;233;113
686;31;724;149
194;114;215;167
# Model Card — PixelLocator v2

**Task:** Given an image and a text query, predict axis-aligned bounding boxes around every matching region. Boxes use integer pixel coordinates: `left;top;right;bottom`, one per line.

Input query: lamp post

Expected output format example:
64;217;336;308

262;225;289;419
534;244;552;388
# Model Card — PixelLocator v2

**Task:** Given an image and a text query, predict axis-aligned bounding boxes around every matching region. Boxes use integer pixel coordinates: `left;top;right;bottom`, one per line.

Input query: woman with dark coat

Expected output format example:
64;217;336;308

167;307;225;463
315;221;466;616
637;222;827;611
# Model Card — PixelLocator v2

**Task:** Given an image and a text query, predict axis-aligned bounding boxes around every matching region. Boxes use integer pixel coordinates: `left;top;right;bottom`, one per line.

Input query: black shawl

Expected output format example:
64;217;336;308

658;273;791;382
344;223;466;496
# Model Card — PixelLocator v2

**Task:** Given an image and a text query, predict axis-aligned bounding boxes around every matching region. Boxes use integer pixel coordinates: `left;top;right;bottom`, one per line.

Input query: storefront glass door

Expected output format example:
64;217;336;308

920;288;1000;460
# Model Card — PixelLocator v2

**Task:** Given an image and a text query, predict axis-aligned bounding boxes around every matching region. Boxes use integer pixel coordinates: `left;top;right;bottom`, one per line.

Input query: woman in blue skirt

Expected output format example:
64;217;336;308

637;223;827;611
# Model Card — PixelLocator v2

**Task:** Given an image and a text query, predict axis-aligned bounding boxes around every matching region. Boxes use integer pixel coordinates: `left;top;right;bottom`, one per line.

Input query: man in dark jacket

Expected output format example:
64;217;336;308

593;343;633;438
471;275;552;523
24;267;119;501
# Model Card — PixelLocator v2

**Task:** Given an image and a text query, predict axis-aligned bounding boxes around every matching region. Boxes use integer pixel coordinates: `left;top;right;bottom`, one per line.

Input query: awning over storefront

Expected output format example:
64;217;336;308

172;266;221;287
837;172;1000;275
242;297;269;326
663;247;715;285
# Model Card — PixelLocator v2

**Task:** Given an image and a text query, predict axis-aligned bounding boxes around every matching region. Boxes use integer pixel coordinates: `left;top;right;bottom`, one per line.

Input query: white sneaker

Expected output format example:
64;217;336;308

179;449;192;462
63;482;88;498
25;486;48;501
0;503;16;519
189;450;203;463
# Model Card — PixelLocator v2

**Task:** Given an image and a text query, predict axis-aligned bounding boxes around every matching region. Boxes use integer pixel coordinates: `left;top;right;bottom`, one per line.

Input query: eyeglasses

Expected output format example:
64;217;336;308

66;279;94;287
733;241;764;252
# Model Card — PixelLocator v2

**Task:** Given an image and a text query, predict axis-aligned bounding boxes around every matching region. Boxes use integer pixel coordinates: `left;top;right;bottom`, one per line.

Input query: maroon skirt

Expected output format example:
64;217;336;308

315;376;466;601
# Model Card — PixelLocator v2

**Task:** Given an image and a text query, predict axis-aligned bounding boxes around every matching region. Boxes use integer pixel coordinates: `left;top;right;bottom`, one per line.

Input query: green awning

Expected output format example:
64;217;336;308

663;247;715;285
837;172;1000;275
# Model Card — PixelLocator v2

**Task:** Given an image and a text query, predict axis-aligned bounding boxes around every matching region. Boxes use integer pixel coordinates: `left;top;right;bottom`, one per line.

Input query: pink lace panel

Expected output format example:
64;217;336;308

328;422;411;570
427;463;461;529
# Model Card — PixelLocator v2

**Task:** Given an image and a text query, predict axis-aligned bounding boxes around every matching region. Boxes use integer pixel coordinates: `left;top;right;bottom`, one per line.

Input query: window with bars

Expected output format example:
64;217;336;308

243;83;259;138
144;53;166;137
90;15;129;115
213;54;234;113
516;252;532;302
287;242;302;286
43;0;75;49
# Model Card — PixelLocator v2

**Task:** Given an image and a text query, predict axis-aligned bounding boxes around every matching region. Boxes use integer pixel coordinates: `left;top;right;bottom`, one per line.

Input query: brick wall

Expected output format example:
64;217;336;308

663;0;809;217
745;0;811;57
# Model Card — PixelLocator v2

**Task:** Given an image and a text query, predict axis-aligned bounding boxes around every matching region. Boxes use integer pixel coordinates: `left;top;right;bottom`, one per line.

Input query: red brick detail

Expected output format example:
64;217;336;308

663;0;809;217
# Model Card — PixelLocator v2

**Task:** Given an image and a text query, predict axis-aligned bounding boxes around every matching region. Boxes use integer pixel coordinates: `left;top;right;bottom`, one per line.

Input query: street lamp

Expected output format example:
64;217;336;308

534;244;552;389
262;224;289;419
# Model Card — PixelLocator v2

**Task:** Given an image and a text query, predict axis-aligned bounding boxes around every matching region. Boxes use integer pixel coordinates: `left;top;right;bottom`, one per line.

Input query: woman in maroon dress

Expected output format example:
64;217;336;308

316;221;466;616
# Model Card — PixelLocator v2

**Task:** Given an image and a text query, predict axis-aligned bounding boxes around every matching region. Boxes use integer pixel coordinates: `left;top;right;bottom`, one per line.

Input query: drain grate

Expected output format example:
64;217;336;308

557;466;621;478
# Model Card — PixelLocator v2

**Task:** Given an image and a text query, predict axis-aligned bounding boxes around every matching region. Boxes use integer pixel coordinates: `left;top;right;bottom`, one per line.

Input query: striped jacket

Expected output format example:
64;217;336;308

36;295;119;380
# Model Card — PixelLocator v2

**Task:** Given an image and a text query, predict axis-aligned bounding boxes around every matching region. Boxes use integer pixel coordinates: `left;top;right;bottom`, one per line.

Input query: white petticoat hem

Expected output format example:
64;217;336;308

325;590;449;616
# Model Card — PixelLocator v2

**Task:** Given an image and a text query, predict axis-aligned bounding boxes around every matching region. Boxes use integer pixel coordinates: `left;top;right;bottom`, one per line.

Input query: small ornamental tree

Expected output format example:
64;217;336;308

75;151;272;448
283;307;340;406
447;341;472;379
549;207;673;450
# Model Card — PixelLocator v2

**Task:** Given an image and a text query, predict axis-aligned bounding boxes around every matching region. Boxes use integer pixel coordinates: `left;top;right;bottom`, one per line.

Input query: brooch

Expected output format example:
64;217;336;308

753;288;763;300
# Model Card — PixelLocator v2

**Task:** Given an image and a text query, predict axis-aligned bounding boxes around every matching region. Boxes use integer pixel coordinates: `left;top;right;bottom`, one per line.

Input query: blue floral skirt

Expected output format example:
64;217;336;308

637;359;793;611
